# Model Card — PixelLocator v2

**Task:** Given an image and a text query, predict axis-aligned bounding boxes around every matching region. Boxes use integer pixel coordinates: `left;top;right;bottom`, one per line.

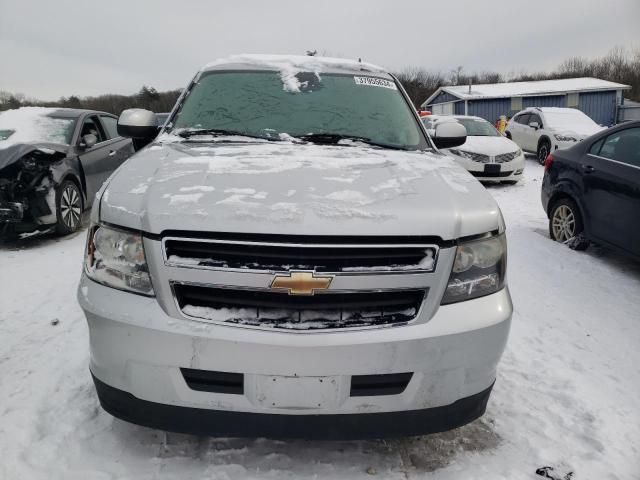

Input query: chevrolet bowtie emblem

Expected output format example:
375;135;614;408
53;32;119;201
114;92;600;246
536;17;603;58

270;271;333;296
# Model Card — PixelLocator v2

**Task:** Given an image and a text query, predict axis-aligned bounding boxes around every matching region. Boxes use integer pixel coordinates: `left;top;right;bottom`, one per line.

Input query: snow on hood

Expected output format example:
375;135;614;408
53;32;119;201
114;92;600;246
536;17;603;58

202;54;387;93
446;135;520;156
99;140;502;240
0;107;72;150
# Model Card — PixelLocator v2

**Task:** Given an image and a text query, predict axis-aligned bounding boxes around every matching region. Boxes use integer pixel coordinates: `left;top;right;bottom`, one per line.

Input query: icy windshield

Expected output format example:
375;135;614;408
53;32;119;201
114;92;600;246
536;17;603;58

170;71;426;150
455;118;501;137
543;110;598;129
0;108;76;149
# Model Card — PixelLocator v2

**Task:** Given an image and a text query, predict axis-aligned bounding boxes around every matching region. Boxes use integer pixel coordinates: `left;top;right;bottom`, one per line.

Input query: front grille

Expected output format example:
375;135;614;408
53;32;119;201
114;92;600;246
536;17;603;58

464;152;491;163
495;151;520;163
164;237;437;273
471;170;513;178
174;284;426;330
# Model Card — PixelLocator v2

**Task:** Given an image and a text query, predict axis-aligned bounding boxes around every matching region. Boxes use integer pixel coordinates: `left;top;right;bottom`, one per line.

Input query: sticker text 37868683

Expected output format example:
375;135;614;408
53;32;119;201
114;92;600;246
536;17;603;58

353;76;398;90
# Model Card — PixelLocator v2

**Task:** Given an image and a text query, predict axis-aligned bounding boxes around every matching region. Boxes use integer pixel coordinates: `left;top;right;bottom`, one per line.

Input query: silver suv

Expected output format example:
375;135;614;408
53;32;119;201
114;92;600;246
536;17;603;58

78;54;512;439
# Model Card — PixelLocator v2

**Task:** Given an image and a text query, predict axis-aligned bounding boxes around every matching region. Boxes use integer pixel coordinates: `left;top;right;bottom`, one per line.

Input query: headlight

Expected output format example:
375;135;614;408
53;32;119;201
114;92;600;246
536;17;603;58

554;134;577;142
515;148;522;156
85;225;154;296
441;234;506;305
448;149;475;159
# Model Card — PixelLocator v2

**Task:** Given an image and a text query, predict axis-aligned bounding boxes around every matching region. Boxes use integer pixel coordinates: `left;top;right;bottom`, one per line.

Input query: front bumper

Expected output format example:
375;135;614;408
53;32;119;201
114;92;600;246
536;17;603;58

79;274;512;437
92;373;494;439
453;154;525;182
0;201;24;223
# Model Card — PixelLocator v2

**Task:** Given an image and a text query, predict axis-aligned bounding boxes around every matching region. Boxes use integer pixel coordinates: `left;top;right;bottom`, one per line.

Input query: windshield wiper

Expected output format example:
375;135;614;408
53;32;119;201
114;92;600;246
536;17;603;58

175;128;270;141
295;133;407;150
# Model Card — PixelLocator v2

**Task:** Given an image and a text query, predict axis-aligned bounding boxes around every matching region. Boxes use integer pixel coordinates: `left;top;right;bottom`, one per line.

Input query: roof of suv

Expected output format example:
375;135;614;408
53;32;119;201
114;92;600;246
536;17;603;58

201;54;389;77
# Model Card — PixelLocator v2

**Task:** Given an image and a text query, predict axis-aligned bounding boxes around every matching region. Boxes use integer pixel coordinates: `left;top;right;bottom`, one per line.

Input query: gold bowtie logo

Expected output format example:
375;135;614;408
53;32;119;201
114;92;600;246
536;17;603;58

270;271;333;296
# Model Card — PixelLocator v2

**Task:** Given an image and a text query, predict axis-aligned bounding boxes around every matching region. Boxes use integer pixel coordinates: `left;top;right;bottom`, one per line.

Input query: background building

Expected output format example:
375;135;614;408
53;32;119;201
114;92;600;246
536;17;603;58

421;77;630;126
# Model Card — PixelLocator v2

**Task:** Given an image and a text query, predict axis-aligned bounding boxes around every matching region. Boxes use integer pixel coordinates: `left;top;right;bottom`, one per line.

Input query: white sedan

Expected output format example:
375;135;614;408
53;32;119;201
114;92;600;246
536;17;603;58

423;115;525;184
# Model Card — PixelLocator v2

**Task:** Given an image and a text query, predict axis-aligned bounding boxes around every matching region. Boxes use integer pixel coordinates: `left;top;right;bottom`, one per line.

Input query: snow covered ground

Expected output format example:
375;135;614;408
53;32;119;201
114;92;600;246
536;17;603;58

1;157;639;479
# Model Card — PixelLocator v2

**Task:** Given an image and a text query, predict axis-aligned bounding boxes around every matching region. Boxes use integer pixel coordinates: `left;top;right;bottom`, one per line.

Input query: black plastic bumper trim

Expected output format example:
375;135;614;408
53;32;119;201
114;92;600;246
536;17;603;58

91;373;494;439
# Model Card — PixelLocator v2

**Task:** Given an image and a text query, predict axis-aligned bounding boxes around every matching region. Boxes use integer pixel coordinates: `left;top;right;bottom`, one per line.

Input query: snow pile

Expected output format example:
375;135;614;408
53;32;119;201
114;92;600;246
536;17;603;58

0;107;72;149
203;54;386;92
202;54;387;93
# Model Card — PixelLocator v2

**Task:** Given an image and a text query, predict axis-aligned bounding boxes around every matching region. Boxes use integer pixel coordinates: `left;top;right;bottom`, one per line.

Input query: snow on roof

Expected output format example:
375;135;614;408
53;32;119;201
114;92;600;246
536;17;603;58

0;107;75;149
424;77;630;104
204;54;385;73
202;54;387;92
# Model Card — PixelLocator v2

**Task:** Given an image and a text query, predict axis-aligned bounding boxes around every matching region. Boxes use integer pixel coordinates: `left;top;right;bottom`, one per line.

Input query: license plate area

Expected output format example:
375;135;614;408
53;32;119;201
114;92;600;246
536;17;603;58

252;375;341;409
484;164;501;174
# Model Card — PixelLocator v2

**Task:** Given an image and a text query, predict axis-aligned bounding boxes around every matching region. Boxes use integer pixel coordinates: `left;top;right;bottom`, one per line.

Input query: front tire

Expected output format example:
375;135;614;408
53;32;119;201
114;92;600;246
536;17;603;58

537;140;550;165
549;197;589;250
55;180;83;234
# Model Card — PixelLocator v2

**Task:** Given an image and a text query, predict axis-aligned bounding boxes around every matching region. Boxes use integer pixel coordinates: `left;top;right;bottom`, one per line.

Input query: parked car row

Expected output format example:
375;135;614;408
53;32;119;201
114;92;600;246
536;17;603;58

424;107;639;259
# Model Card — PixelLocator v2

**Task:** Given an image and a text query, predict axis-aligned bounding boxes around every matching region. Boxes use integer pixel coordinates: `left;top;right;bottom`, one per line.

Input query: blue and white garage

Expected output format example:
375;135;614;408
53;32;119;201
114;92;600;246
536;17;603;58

421;77;630;126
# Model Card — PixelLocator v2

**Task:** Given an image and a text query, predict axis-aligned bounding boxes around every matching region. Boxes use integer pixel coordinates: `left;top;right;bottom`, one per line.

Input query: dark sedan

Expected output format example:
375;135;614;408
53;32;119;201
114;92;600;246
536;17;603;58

541;120;640;258
0;107;134;237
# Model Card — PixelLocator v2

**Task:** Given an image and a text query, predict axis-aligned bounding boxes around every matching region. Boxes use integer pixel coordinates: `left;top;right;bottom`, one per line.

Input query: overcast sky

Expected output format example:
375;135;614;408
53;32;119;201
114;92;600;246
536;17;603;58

1;0;638;100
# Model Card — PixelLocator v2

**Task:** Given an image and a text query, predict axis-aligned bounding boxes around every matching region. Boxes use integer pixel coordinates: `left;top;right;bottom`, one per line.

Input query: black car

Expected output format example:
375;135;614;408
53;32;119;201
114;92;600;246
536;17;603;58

0;108;134;237
541;120;640;258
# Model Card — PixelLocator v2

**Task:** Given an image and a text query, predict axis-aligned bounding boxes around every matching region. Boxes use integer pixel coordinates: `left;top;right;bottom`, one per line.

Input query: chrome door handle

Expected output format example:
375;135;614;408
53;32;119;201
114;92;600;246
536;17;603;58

108;150;116;157
582;164;595;173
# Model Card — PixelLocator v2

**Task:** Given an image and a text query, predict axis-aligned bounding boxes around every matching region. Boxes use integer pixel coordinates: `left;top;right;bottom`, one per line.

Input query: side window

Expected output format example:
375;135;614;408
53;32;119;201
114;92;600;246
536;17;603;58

529;114;542;128
515;114;530;125
589;138;604;155
100;115;119;139
599;128;640;167
80;116;106;144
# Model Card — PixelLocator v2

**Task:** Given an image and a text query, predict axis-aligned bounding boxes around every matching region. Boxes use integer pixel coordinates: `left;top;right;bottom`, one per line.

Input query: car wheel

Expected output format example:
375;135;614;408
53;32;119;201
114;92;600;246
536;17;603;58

537;140;550;165
55;180;83;234
549;197;589;250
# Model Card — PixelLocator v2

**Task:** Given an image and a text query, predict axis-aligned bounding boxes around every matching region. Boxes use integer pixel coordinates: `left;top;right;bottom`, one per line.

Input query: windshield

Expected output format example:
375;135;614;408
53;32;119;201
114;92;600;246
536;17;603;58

544;110;598;130
455;118;501;137
0;110;76;147
170;71;426;150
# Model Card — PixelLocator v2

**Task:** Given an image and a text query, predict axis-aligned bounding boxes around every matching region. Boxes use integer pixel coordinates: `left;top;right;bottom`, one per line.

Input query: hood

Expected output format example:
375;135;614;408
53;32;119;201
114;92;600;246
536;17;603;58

554;125;606;140
99;140;502;240
446;135;519;156
0;142;69;171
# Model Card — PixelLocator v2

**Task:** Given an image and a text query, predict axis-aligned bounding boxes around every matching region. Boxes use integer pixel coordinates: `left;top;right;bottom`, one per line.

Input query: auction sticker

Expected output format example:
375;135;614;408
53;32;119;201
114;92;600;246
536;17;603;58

354;76;397;90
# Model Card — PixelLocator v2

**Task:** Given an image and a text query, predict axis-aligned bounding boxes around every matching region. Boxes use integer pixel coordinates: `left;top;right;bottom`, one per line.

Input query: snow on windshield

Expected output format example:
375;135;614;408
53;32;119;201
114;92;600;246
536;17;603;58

203;54;385;93
0;107;75;149
543;109;598;129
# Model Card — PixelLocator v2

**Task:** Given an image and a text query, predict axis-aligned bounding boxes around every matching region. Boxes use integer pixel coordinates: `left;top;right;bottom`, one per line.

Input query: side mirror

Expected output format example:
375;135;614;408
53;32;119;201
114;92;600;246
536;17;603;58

117;109;159;140
80;133;97;149
529;121;540;129
432;122;467;149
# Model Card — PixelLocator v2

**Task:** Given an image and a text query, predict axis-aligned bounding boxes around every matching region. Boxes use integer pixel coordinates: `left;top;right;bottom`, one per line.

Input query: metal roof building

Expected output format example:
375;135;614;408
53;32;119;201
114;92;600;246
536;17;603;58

421;77;631;126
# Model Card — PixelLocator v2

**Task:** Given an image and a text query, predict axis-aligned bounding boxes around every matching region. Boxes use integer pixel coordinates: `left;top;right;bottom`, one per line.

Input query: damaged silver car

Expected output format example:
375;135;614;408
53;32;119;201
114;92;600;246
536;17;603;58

0;107;134;238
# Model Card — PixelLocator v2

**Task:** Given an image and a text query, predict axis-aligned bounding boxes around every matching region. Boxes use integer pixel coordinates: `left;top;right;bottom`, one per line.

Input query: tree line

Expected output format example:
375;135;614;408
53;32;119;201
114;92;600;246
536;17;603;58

396;47;640;107
0;85;182;115
1;47;639;114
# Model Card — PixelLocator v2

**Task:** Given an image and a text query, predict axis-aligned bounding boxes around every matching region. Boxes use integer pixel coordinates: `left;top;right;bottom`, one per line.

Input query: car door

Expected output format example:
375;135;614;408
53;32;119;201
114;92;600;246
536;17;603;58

509;113;530;149
100;114;134;166
582;126;640;255
524;113;543;152
77;115;124;204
